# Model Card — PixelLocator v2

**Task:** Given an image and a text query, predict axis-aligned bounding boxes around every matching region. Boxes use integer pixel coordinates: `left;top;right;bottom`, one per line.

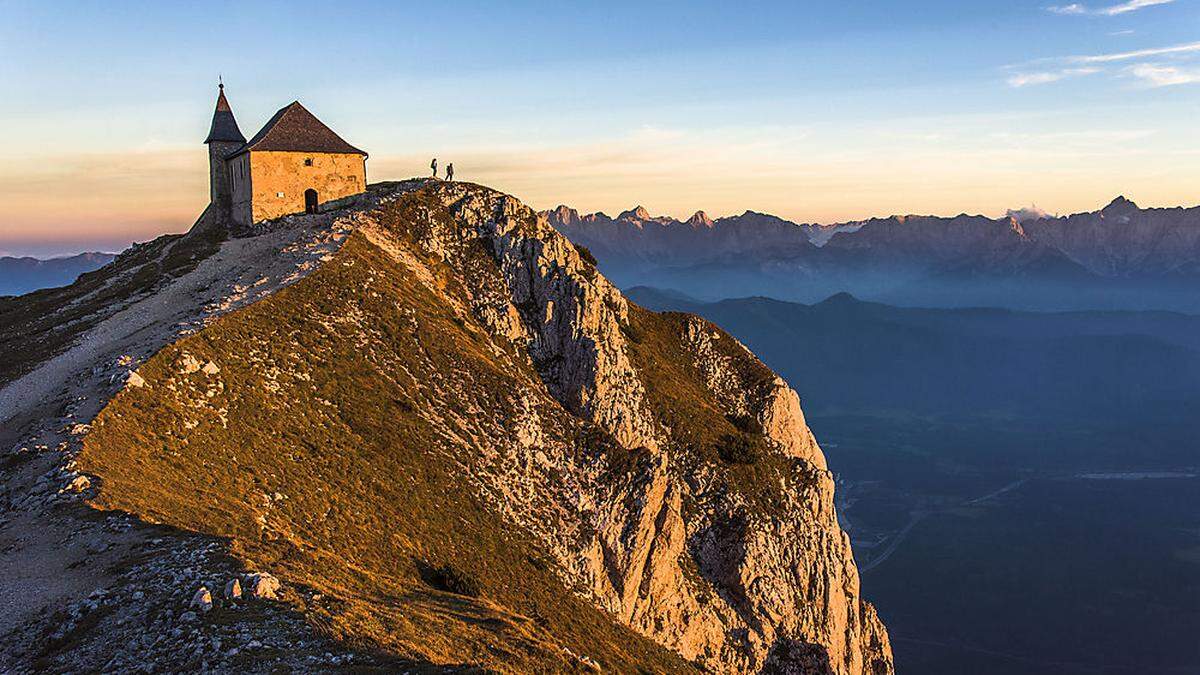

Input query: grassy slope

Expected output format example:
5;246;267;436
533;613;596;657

80;224;692;673
623;306;821;519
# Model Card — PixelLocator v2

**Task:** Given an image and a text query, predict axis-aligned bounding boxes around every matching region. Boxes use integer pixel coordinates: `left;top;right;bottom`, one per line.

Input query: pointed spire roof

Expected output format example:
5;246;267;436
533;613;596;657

228;101;367;158
204;83;247;145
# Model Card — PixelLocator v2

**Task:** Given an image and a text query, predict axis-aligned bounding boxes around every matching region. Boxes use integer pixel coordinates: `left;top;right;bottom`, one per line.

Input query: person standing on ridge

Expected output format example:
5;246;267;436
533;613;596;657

431;158;438;178
446;163;455;182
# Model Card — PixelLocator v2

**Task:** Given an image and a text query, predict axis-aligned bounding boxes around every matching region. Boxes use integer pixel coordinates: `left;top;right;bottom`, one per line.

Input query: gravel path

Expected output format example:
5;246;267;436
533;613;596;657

0;217;349;429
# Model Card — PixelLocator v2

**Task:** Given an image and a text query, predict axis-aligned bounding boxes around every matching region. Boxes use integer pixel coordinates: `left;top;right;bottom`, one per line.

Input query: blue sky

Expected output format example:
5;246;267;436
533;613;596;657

1;0;1198;255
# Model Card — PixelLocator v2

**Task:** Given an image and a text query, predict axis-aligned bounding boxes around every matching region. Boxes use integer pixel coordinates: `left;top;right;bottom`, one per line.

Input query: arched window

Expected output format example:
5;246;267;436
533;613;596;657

304;189;319;214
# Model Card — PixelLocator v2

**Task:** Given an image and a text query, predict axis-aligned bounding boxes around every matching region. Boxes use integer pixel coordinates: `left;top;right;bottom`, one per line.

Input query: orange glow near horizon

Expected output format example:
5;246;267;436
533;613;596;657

2;140;1198;256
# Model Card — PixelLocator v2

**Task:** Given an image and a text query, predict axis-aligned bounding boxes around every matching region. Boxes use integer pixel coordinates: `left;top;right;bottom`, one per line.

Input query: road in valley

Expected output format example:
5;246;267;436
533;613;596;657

860;478;1027;573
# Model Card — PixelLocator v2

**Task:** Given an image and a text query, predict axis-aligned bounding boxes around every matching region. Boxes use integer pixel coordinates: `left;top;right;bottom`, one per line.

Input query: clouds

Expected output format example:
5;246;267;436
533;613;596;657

1007;205;1053;223
1100;0;1175;15
1047;4;1088;15
1069;41;1200;63
1046;0;1174;16
1127;63;1200;86
1008;40;1200;88
1007;67;1100;87
1031;0;1197;88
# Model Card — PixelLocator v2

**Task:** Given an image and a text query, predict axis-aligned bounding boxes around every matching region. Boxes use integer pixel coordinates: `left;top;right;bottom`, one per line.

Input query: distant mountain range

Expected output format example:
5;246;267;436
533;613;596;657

0;252;115;296
549;197;1200;311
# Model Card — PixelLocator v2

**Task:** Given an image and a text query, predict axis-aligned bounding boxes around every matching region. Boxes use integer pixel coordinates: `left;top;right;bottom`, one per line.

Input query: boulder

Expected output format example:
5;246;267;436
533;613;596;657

191;587;213;612
244;573;280;600
125;371;146;389
61;475;91;494
179;353;202;374
224;578;241;600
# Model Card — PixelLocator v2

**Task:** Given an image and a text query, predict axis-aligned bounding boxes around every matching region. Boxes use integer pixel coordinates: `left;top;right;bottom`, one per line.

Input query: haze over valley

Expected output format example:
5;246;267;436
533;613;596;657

613;270;1200;673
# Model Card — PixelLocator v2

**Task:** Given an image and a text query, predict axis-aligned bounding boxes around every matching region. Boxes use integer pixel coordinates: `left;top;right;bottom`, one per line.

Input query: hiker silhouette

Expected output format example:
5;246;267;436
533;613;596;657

430;158;438;178
446;163;455;182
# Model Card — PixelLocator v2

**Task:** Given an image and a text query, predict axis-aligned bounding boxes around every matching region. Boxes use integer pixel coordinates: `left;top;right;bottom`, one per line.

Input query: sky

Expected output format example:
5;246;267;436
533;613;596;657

1;0;1198;256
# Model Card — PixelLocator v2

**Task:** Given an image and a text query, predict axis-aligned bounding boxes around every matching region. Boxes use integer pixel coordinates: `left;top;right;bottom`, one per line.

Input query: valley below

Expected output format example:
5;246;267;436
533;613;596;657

629;288;1200;674
821;417;1200;674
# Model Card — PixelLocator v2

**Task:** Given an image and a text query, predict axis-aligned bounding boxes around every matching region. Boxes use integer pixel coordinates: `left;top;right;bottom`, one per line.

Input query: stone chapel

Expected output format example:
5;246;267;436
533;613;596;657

204;83;368;227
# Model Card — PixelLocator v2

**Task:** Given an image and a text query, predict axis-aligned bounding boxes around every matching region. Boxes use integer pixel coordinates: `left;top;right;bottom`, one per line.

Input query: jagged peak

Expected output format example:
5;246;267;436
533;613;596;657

1104;195;1139;212
618;205;652;221
549;204;581;226
686;211;714;228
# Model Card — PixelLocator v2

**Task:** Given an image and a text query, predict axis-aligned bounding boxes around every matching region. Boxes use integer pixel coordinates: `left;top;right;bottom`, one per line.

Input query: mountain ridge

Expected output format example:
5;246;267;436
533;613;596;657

0;252;116;297
548;197;1200;311
0;180;891;673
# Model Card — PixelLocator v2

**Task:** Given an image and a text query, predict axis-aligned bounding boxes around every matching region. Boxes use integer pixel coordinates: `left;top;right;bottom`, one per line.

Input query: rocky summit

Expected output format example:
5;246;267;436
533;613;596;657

0;179;891;673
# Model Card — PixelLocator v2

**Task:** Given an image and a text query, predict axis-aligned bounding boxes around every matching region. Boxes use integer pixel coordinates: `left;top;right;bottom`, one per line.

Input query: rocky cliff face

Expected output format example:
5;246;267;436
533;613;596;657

1022;197;1200;277
384;182;891;672
0;180;891;673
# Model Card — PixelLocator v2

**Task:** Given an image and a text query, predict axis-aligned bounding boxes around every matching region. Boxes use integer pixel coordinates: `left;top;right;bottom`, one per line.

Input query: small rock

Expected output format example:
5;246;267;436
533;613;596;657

84;538;110;554
179;354;202;374
244;573;281;600
224;578;241;600
125;371;146;389
179;612;197;624
61;475;91;494
201;361;220;375
191;587;213;612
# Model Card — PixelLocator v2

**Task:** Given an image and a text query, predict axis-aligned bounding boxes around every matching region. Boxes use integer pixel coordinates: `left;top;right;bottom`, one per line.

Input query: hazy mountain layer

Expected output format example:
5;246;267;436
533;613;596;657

0;252;115;296
629;287;1200;466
